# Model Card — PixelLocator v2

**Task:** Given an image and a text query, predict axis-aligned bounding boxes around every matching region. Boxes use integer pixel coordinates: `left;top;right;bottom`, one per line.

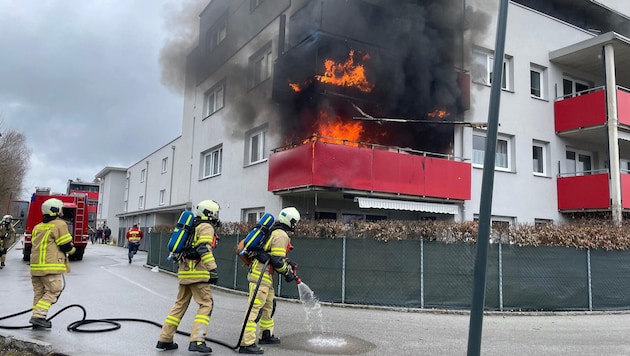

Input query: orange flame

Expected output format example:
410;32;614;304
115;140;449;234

316;50;374;92
426;109;449;119
312;110;363;146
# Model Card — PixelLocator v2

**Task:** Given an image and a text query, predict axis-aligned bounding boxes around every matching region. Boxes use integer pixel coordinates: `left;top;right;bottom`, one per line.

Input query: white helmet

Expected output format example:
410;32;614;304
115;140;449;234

194;200;220;220
2;215;11;223
42;198;64;216
278;207;300;231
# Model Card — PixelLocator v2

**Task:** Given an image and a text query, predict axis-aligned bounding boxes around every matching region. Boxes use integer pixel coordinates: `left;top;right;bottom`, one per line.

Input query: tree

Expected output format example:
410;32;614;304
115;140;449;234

0;127;30;211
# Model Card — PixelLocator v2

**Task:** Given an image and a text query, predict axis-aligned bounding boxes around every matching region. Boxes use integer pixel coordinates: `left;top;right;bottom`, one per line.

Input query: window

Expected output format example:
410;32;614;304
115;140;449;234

161;157;168;174
472;47;512;90
534;218;553;227
532;140;548;176
250;0;264;12
621;159;630;173
249;42;272;88
242;208;265;223
206;15;227;52
202;145;223;178
140;169;145;183
204;80;225;117
566;150;592;176
472;131;512;171
138;195;144;209
562;76;591;98
246;126;268;165
159;189;166;205
530;64;547;99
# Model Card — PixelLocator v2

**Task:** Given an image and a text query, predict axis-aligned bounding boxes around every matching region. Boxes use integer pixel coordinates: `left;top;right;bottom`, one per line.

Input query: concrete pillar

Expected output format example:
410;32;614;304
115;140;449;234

604;43;622;226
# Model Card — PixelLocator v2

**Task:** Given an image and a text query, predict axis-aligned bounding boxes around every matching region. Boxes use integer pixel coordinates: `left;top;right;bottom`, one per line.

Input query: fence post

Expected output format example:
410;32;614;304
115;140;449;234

420;239;424;309
233;234;239;290
498;243;503;311
587;248;593;311
342;236;347;304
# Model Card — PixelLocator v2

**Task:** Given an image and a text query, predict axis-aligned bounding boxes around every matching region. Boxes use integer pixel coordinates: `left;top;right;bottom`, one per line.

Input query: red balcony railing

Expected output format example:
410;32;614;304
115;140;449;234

557;172;630;210
555;87;630;133
268;137;471;201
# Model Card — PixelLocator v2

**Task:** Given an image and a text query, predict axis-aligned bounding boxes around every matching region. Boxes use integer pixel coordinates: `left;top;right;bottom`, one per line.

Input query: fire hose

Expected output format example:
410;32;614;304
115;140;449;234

0;260;302;352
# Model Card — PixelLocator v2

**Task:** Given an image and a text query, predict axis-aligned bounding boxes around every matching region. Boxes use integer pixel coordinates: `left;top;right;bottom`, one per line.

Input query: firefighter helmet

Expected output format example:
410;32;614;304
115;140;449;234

42;198;64;216
278;207;300;231
2;215;11;223
194;200;220;220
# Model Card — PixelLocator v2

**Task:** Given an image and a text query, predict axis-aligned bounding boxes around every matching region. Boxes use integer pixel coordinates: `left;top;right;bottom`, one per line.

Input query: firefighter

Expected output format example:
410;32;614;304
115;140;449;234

125;223;143;263
239;207;301;355
156;199;221;353
29;198;76;328
0;214;15;268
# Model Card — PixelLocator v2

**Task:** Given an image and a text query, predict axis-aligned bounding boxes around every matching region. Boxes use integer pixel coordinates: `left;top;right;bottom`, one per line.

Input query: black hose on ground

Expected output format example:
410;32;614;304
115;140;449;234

0;261;271;352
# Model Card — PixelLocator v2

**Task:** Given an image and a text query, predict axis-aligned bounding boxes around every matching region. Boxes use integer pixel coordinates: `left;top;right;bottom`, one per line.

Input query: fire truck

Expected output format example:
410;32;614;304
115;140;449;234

22;190;90;261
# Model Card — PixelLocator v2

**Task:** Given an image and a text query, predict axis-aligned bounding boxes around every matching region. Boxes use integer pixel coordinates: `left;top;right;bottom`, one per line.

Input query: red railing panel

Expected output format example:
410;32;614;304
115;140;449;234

557;173;610;210
424;157;472;200
621;173;630;209
554;90;607;132
267;143;313;191
372;150;425;195
311;141;373;190
616;89;630;127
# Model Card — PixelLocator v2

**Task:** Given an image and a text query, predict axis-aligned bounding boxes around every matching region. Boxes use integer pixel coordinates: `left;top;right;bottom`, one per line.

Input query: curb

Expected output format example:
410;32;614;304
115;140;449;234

0;332;53;355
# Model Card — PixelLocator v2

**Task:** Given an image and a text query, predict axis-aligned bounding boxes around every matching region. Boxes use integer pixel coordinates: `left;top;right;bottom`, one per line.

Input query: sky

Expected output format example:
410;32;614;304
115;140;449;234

0;0;208;200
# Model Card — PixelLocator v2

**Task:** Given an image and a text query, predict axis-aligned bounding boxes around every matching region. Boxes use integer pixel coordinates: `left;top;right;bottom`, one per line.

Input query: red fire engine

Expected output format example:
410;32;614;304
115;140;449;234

22;189;90;261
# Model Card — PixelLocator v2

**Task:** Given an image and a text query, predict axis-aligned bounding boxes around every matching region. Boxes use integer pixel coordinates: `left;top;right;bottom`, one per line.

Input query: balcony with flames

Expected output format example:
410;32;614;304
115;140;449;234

268;136;471;201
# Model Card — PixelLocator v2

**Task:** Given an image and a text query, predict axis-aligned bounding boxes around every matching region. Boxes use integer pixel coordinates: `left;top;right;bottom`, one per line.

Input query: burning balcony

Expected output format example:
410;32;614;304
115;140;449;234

268;136;471;201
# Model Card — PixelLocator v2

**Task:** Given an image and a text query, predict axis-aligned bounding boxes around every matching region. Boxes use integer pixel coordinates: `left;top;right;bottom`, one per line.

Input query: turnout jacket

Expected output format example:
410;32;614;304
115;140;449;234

30;217;74;276
177;221;217;285
247;226;291;288
0;222;15;239
126;226;143;243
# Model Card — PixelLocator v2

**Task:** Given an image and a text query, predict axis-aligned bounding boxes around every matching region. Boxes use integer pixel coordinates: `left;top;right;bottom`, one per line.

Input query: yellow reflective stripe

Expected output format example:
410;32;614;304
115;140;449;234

35;301;52;310
165;315;180;326
194;314;210;325
276;264;287;273
245;321;257;331
30;263;66;271
178;271;210;279
200;254;215;263
249;269;273;284
270;247;286;256
196;234;212;243
55;233;72;245
259;319;274;328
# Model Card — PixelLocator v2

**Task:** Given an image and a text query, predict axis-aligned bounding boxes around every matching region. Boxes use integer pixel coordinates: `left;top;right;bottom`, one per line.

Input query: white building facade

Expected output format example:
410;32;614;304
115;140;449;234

100;0;630;231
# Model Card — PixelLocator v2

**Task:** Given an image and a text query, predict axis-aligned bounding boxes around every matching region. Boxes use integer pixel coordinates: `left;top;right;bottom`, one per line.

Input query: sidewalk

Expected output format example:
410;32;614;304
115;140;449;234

2;242;630;355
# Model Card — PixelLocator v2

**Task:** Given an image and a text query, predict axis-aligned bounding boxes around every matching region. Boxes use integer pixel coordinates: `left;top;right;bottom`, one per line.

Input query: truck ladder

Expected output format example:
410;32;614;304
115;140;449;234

74;195;86;237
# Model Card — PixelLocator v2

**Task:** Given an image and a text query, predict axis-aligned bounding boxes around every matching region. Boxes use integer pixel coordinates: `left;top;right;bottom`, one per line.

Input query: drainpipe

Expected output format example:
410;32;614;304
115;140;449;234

144;160;149;210
169;145;175;205
603;43;622;227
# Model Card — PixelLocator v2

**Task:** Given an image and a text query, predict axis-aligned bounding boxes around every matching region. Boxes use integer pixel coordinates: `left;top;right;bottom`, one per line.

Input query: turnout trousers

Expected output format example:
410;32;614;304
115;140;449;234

158;282;214;343
31;274;63;319
241;283;275;346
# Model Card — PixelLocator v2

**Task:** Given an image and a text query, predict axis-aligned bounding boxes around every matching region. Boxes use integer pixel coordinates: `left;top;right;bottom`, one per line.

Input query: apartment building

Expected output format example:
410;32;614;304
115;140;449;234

99;0;630;230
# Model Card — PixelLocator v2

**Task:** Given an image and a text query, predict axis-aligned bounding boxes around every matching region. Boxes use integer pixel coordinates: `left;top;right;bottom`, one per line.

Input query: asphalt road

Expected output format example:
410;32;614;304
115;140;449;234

2;240;630;356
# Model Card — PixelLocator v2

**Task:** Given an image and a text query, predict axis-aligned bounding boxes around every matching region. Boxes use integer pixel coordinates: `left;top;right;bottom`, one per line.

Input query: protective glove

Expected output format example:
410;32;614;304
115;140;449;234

254;250;271;263
209;269;219;285
68;247;76;255
283;264;296;283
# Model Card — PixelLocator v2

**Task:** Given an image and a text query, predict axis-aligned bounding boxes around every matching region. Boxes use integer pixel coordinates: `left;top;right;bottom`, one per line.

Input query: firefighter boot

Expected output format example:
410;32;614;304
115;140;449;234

29;317;52;328
258;330;280;344
188;341;212;353
155;341;178;350
239;344;264;354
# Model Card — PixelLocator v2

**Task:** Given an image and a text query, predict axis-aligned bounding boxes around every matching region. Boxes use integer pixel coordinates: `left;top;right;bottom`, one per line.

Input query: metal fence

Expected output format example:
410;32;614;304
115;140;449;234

145;232;630;311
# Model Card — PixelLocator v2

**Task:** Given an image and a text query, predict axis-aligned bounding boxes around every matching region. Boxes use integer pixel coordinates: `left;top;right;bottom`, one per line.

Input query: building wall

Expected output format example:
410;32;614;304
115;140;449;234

96;167;127;242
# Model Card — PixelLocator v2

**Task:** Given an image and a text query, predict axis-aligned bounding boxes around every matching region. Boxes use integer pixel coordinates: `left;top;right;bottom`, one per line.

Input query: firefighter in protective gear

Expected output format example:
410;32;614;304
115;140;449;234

0;215;15;268
239;207;301;355
29;198;76;328
125;224;143;263
157;199;221;353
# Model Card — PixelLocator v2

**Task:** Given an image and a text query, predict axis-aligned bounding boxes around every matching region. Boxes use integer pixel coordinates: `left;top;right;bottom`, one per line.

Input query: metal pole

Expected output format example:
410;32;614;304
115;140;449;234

467;1;509;355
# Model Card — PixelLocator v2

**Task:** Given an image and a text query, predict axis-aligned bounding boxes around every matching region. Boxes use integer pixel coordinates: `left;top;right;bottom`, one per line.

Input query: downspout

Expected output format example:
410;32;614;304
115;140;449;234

603;44;622;226
144;160;149;210
169;145;175;205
